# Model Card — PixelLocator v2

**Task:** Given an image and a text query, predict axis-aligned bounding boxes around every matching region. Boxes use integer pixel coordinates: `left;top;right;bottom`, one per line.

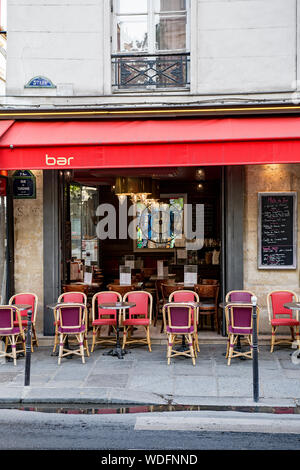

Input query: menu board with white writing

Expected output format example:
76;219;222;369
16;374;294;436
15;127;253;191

258;192;297;269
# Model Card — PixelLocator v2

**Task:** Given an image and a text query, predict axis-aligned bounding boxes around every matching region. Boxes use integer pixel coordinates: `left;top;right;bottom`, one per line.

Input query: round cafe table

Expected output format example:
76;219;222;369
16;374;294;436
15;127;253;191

99;301;136;360
283;302;300;357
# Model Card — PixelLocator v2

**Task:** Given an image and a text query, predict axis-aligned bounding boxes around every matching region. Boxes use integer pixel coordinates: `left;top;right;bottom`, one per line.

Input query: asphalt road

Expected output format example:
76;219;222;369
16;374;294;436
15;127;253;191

0;409;300;451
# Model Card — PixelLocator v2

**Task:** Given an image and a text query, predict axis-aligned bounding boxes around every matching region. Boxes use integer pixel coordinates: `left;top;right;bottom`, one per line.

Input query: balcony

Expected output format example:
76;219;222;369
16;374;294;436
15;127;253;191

112;52;190;91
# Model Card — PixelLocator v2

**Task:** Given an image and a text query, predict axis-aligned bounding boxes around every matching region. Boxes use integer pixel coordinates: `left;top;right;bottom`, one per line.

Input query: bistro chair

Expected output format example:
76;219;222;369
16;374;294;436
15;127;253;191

122;291;153;352
267;290;300;353
168;290;200;354
9;293;38;350
162;302;196;366
225;290;259;365
51;291;88;353
91;291;122;352
54;303;89;364
107;284;135;296
195;284;220;333
0;306;25;365
154;279;173;329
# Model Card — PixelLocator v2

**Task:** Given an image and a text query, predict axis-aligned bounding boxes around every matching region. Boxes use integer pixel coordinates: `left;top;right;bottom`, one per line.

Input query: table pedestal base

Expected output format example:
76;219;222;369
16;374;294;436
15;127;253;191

103;347;128;359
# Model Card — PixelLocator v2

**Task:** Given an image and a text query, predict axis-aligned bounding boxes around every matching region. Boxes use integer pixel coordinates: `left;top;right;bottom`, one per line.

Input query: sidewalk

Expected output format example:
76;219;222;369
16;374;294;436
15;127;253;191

0;327;300;411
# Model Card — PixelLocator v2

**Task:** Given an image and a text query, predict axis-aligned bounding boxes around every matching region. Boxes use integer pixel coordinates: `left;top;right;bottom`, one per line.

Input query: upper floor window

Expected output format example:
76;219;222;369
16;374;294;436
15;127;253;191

112;0;190;91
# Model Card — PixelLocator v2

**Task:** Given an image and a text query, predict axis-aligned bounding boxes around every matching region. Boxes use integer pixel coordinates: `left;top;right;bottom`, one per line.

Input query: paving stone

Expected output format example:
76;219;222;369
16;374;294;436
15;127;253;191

174;376;218;397
85;374;129;388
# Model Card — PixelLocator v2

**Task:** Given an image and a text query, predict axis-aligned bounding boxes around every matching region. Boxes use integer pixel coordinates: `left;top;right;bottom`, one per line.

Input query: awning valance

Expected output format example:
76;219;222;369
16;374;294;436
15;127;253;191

1;117;300;169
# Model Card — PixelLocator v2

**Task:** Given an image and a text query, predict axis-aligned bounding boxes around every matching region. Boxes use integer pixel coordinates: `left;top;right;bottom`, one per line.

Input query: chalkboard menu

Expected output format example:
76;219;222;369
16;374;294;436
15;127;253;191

258;192;297;269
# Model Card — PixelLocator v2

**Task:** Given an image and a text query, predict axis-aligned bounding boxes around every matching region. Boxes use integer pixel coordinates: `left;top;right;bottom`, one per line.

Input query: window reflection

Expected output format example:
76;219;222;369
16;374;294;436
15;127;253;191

117;16;148;52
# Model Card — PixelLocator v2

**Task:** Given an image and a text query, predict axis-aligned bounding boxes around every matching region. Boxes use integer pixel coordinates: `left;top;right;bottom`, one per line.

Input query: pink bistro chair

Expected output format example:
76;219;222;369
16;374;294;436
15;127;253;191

267;290;300;353
168;290;200;355
122;291;153;352
91;291;122;352
225;290;259;365
162;302;196;366
9;293;38;351
0;306;25;365
52;292;88;353
54;303;89;364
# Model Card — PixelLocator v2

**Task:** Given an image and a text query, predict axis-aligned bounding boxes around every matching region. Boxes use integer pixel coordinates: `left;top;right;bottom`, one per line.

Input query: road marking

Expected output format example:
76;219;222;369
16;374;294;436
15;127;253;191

134;415;300;434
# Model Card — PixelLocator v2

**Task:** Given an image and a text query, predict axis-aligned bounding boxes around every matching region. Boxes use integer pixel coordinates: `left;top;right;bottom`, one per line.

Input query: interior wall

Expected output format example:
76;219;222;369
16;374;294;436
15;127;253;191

244;163;300;334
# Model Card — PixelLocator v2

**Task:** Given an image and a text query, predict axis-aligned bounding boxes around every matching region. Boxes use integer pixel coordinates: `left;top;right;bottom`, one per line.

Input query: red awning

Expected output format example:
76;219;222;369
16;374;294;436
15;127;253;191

1;116;300;169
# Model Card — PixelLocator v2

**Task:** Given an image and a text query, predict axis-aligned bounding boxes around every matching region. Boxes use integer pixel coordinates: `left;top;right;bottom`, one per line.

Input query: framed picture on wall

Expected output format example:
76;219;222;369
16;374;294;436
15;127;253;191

258;192;297;269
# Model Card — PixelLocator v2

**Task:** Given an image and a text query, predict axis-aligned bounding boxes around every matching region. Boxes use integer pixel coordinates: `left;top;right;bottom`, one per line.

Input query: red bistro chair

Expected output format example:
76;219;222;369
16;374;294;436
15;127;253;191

162;302;196;366
168;289;200;355
0;306;25;365
267;290;300;353
122;291;153;352
91;291;122;352
225;290;259;365
9;293;38;350
54;303;89;364
52;292;88;353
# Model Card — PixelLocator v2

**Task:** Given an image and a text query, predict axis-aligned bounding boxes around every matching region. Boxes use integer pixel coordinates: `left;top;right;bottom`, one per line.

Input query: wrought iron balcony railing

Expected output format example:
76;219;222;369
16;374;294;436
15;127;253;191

112;52;190;91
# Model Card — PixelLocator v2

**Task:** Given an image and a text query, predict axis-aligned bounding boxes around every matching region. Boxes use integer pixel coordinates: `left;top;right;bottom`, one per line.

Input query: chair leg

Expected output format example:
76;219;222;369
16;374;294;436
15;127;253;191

225;337;230;359
146;326;151;352
84;332;90;357
270;326;276;353
188;334;196;366
227;334;234;365
122;327;127;350
11;336;17;366
296;327;300;349
58;334;64;365
290;326;295;342
167;334;173;365
91;326;97;352
79;333;85;364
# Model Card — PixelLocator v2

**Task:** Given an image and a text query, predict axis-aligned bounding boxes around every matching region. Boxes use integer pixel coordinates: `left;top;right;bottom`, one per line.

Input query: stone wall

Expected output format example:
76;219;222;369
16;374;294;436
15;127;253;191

244;164;300;334
12;170;43;334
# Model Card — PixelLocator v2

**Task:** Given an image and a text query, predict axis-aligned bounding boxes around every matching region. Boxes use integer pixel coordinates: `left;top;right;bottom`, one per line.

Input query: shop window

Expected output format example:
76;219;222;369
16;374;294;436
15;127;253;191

70;184;99;264
112;0;190;90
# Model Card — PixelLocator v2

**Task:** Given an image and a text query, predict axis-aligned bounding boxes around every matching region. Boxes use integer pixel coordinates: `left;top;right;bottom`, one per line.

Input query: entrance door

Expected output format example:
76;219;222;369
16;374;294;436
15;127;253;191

0;175;13;303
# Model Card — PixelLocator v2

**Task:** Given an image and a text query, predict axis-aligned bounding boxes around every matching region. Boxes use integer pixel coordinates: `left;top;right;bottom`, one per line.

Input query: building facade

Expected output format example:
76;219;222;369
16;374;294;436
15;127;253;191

1;0;300;337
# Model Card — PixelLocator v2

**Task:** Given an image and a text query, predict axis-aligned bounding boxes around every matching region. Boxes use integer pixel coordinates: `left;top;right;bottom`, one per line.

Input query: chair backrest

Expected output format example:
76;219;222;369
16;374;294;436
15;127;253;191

0;306;21;332
161;284;184;303
201;279;219;285
226;290;253;303
9;293;38;322
92;291;122;321
163;302;193;330
123;291;153;323
195;284;219;301
225;290;256;331
267;290;298;321
58;292;87;305
63;284;89;295
169;290;199;323
56;303;86;330
107;284;135;296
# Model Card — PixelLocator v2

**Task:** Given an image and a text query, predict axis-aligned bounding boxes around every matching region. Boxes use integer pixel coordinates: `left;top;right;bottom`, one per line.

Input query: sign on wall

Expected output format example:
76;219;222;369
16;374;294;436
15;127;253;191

12;170;36;199
24;76;56;88
258;192;297;269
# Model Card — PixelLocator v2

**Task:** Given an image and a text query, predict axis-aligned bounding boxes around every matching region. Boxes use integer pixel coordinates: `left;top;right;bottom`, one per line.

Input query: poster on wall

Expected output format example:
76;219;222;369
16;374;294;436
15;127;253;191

258;192;297;269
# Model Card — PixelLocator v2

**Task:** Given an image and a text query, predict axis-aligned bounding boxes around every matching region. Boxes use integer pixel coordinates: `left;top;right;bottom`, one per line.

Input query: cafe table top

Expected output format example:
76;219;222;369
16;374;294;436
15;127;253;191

98;302;136;310
283;302;300;310
150;274;176;281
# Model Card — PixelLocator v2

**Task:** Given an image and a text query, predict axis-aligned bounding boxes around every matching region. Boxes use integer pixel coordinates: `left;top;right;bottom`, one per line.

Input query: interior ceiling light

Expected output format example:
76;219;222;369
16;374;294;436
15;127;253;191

195;168;206;181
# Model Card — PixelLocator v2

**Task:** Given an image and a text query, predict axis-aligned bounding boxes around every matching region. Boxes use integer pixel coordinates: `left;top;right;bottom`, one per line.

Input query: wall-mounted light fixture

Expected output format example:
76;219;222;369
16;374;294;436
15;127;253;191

195;168;206;181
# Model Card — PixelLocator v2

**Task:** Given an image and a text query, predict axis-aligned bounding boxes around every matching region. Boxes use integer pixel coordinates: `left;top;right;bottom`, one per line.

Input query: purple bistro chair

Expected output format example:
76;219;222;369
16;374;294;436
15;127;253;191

0;306;25;365
54;303;89;365
225;291;259;365
163;302;196;366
